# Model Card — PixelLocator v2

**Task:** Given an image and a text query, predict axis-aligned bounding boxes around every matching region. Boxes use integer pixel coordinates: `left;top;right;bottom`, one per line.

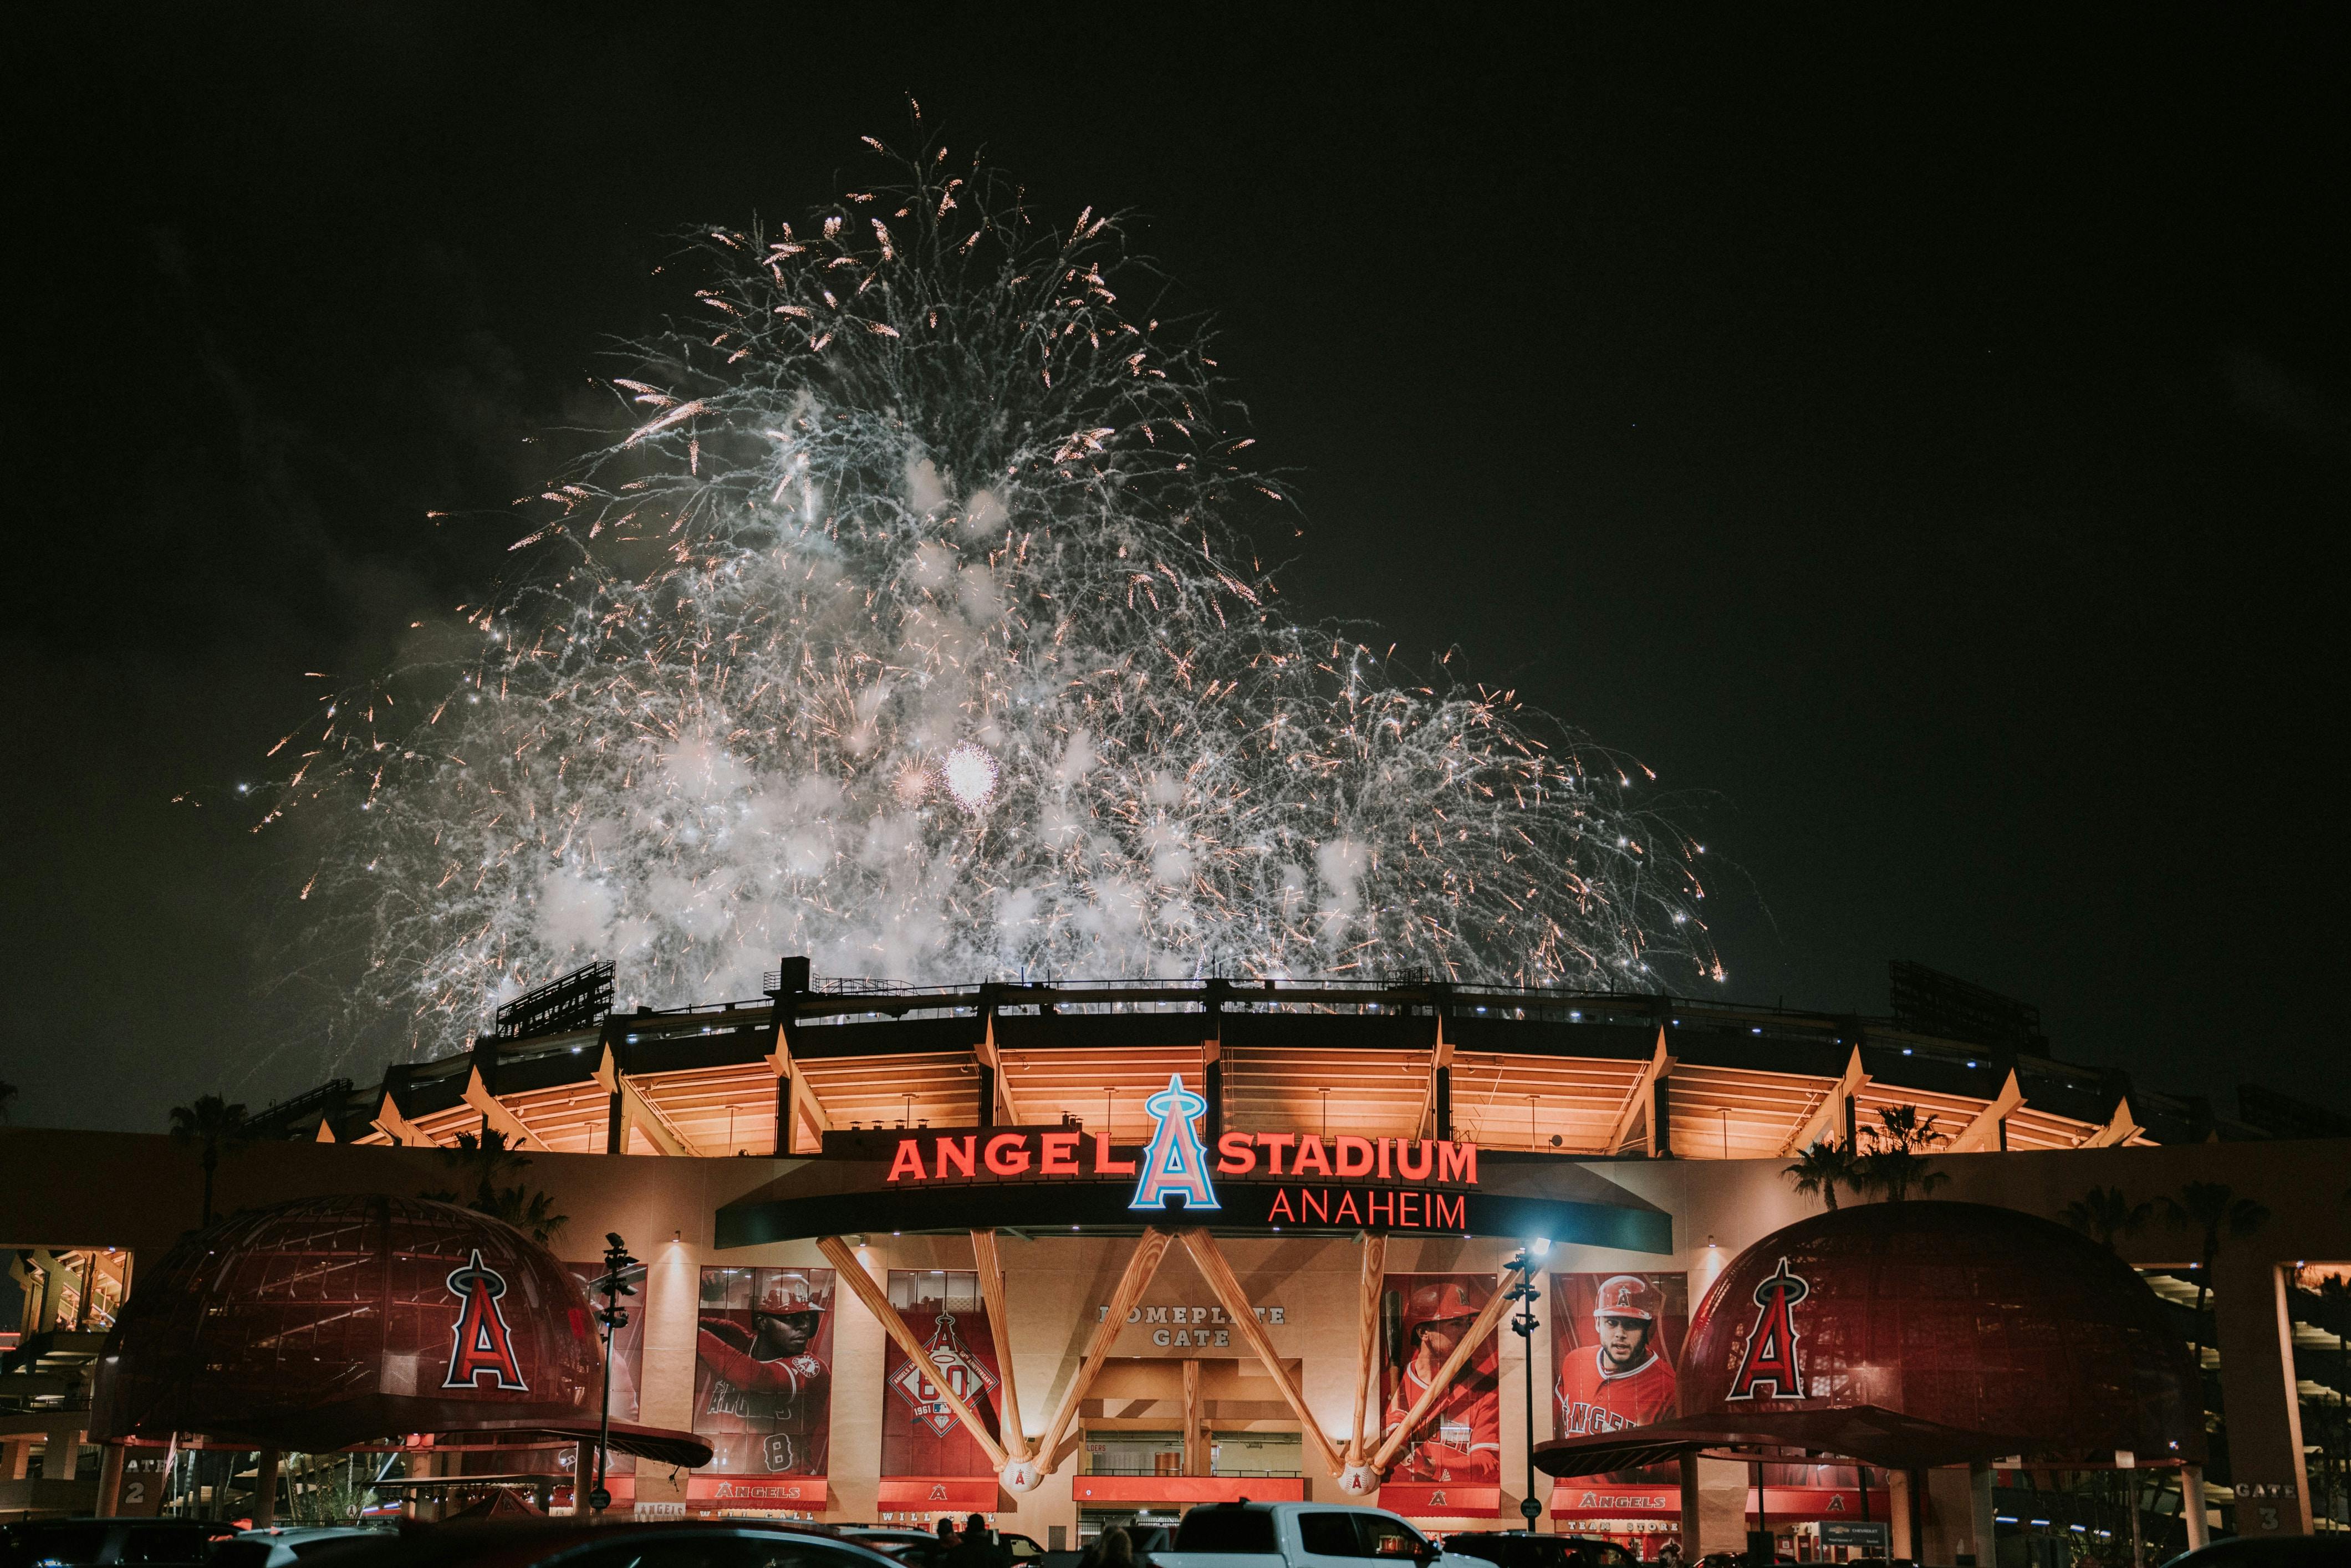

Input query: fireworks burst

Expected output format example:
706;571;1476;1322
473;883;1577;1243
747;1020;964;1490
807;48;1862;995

261;136;1723;1069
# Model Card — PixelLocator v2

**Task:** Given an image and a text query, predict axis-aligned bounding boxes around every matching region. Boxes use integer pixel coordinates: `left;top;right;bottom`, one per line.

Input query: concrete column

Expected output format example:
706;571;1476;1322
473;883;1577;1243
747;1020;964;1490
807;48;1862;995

829;1242;886;1524
573;1439;596;1514
96;1444;126;1515
1680;1452;1702;1555
33;1250;72;1334
2181;1465;2209;1550
253;1448;281;1527
1689;1455;1746;1555
638;1234;701;1511
2214;1258;2313;1535
42;1422;80;1481
1886;1470;1915;1561
1970;1462;1997;1567
1924;1465;1977;1562
4;1439;30;1481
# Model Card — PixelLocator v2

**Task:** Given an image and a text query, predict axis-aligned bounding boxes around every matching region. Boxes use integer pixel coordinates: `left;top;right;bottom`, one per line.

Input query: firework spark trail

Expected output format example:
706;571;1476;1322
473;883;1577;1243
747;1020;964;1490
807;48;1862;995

263;140;1723;1069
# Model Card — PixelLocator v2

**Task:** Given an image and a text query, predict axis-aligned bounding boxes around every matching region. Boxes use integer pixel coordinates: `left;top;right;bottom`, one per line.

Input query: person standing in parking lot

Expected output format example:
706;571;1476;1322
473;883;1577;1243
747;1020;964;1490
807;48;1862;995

1080;1526;1136;1568
948;1513;1011;1568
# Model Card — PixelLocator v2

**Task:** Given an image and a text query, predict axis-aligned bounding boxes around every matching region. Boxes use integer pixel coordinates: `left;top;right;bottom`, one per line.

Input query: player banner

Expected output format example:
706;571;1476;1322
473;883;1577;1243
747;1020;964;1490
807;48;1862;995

1551;1270;1686;1437
1550;1270;1686;1528
1378;1273;1501;1486
566;1259;648;1475
695;1266;835;1478
881;1269;1005;1478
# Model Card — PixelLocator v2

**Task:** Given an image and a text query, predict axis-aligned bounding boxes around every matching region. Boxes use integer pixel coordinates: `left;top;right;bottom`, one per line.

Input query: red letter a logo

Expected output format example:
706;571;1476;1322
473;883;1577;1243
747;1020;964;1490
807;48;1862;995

1723;1256;1808;1401
442;1248;530;1391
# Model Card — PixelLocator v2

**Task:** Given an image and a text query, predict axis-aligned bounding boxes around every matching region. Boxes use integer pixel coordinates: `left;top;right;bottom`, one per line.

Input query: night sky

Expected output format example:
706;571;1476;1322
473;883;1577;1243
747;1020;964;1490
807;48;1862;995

7;8;2344;1133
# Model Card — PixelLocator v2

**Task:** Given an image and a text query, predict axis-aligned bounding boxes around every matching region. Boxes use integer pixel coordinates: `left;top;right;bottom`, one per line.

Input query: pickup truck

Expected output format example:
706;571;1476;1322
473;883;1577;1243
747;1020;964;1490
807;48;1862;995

1151;1501;1491;1568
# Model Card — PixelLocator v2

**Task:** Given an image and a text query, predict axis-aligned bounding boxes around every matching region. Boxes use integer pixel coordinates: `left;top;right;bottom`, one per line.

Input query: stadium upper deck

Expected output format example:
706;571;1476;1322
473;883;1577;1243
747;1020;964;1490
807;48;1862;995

260;961;2314;1164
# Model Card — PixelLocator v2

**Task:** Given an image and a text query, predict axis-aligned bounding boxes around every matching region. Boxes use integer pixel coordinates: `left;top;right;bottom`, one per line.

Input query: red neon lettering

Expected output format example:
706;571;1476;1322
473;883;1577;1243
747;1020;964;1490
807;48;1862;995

1365;1189;1394;1227
1301;1188;1328;1223
1397;1138;1434;1180
886;1141;926;1182
1217;1132;1258;1174
1400;1191;1421;1227
1431;1192;1466;1229
1093;1132;1135;1175
1256;1132;1296;1175
1375;1137;1392;1181
1437;1141;1478;1184
1040;1131;1080;1174
985;1133;1030;1175
935;1136;976;1178
1292;1135;1332;1176
1333;1190;1361;1225
1268;1188;1297;1223
1335;1136;1374;1177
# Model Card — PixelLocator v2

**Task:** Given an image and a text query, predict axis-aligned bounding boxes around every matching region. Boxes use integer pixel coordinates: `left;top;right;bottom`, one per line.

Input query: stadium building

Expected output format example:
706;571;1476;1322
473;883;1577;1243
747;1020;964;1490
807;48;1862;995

4;960;2347;1559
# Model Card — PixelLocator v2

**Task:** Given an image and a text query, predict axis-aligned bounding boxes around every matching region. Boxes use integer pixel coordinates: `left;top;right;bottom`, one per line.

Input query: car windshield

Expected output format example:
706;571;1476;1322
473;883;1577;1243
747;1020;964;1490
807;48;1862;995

1172;1513;1277;1554
4;1525;111;1568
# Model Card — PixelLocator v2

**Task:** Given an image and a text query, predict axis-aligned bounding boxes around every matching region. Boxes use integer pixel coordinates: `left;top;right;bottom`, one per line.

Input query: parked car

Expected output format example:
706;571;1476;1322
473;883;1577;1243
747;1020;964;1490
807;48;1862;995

0;1518;238;1568
837;1526;1048;1568
1152;1501;1487;1568
837;1532;945;1568
1441;1534;1638;1568
2161;1541;2351;1567
209;1528;398;1568
270;1520;908;1568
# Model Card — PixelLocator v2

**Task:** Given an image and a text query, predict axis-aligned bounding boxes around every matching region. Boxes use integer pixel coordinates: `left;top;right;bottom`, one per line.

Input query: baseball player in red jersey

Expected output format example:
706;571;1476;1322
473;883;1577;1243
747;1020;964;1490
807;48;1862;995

696;1271;832;1474
1384;1280;1501;1483
1557;1274;1677;1435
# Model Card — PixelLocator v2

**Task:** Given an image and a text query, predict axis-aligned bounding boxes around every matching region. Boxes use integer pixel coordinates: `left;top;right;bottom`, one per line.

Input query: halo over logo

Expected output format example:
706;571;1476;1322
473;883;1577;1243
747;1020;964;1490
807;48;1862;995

1723;1256;1808;1401
442;1248;530;1392
1129;1074;1219;1212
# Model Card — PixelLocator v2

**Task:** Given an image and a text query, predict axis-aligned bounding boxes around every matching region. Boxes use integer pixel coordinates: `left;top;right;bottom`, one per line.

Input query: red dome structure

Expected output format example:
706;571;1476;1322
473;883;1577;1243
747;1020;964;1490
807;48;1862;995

1679;1201;2202;1463
94;1194;604;1452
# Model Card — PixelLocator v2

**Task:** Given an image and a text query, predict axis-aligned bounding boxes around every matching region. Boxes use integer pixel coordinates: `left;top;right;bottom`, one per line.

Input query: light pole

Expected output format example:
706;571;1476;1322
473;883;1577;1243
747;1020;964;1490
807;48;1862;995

1506;1243;1549;1530
590;1231;640;1517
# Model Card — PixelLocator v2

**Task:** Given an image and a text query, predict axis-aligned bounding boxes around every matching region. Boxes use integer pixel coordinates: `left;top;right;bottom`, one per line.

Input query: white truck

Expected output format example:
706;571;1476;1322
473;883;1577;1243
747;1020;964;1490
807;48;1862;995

1149;1501;1492;1568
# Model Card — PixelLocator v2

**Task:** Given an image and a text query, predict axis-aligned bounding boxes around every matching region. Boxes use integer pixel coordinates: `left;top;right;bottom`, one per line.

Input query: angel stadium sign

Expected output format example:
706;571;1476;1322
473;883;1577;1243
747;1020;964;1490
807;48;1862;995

881;1076;1483;1226
716;1074;1674;1254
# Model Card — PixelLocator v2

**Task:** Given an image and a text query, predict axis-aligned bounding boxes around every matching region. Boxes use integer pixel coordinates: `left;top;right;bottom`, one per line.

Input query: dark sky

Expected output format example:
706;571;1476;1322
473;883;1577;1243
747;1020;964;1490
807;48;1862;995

6;7;2345;1135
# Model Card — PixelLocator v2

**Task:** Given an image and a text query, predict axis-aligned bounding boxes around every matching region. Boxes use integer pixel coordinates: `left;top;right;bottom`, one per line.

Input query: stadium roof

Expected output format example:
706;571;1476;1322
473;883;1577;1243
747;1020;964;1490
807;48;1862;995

259;974;2263;1162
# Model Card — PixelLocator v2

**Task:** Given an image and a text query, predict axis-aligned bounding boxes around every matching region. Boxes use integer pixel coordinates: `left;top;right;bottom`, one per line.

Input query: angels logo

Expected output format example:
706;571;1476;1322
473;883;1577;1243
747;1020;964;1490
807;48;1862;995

888;1310;1001;1435
1723;1257;1808;1401
1129;1074;1218;1212
442;1249;529;1391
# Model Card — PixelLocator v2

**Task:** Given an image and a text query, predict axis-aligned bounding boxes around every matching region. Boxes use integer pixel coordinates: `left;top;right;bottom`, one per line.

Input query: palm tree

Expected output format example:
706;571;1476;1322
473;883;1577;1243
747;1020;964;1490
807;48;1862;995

423;1130;570;1244
2063;1184;2154;1252
486;1186;570;1245
2161;1181;2270;1369
1850;1105;1950;1202
1784;1139;1856;1210
168;1094;252;1228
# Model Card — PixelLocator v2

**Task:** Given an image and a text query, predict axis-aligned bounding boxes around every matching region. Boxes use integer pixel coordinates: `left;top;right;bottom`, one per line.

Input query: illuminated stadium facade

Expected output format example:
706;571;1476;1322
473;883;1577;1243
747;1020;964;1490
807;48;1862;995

4;961;2348;1554
323;961;2192;1163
